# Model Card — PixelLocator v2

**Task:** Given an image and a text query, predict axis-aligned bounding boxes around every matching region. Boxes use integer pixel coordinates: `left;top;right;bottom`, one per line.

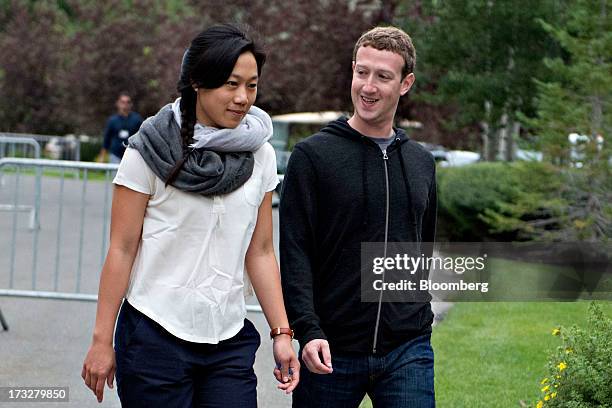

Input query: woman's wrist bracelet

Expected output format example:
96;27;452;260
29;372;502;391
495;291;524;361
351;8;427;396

270;327;294;340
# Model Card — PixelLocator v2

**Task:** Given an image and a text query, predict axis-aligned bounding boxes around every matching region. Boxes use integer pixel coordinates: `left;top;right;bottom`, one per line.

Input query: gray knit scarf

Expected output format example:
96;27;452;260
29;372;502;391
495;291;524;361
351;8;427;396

128;103;271;195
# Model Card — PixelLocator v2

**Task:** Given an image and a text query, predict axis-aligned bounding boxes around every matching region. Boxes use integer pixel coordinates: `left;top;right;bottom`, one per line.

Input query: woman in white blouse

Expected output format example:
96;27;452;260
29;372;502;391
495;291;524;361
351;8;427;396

81;24;299;407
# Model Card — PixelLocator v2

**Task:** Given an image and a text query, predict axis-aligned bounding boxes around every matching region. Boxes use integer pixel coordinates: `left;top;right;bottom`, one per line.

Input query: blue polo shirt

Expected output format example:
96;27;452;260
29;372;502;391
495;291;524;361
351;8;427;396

103;112;143;159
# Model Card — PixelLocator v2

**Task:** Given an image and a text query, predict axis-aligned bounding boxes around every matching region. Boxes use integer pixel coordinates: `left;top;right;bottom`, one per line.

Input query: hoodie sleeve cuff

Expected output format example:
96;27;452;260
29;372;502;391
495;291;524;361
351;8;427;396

297;327;328;348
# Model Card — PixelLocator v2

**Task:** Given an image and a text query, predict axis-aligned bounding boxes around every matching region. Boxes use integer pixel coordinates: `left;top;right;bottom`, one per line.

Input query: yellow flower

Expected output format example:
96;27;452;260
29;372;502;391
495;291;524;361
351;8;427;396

552;328;561;336
551;392;557;399
541;385;550;392
540;378;549;384
565;348;573;354
555;375;561;379
536;401;544;408
544;394;551;401
557;361;567;371
574;219;587;229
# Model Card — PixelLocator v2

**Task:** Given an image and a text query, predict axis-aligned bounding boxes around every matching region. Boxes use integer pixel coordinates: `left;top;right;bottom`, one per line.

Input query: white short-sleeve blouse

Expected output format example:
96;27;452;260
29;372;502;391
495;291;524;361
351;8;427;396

113;143;279;343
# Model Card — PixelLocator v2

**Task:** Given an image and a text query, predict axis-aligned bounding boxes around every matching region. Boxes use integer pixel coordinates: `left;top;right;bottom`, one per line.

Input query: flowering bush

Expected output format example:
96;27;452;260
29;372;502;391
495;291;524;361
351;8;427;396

534;302;612;408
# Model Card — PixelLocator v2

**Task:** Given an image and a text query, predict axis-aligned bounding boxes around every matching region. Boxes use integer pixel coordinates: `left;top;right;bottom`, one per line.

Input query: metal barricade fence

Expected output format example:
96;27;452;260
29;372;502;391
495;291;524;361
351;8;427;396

0;132;81;161
0;136;41;160
0;158;115;304
0;137;41;230
0;158;262;330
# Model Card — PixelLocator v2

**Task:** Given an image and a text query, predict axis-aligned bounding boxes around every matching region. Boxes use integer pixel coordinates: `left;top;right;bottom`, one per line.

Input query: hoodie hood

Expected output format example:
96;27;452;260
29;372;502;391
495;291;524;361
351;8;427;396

320;116;410;144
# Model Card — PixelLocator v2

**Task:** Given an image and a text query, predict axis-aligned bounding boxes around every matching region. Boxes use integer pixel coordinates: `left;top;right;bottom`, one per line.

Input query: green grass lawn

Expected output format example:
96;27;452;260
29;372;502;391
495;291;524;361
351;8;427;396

1;167;113;181
359;301;612;408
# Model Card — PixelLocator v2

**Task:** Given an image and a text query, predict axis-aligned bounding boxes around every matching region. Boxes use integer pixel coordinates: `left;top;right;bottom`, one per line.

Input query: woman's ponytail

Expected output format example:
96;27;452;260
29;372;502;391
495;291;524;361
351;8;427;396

165;87;197;186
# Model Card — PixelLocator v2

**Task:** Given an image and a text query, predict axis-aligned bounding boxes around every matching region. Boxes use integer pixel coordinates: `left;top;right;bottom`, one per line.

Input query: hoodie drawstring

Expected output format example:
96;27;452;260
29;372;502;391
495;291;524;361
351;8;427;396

397;143;419;236
361;136;369;227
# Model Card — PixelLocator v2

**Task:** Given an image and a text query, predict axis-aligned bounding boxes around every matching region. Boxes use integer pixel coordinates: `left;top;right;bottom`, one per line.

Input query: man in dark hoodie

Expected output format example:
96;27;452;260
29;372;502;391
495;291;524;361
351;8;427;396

280;26;437;407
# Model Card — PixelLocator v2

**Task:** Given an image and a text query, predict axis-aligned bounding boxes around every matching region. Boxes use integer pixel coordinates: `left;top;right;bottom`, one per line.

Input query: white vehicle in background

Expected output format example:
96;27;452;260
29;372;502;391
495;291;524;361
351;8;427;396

271;111;346;174
513;133;607;167
422;143;480;167
440;150;481;167
514;149;543;162
270;111;347;205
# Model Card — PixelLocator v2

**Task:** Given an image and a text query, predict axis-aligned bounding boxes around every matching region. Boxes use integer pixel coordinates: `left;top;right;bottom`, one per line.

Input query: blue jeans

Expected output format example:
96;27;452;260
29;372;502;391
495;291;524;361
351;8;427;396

293;333;435;408
114;300;260;407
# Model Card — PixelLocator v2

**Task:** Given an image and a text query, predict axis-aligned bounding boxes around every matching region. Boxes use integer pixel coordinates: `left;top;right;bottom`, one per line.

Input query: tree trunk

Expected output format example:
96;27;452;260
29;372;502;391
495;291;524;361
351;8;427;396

489;127;500;161
590;95;603;137
501;117;520;162
481;100;492;161
508;120;520;162
498;112;508;161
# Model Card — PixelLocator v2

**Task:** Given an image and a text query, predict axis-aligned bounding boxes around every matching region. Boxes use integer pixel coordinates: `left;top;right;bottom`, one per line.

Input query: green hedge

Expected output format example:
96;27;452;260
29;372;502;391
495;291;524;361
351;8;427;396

437;161;564;241
79;137;103;162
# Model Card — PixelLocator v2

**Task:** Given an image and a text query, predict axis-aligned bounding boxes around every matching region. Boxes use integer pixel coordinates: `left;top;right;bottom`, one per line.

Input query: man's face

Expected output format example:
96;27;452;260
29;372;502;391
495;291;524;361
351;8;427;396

116;96;132;116
350;46;414;131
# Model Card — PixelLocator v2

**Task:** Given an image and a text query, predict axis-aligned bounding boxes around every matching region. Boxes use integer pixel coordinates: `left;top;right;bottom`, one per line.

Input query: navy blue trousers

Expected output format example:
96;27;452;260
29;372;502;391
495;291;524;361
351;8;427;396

292;333;435;408
114;300;260;407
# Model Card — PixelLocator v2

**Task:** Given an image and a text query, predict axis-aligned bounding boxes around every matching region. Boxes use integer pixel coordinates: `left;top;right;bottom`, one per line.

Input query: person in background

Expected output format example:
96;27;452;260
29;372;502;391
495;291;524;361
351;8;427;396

98;92;143;163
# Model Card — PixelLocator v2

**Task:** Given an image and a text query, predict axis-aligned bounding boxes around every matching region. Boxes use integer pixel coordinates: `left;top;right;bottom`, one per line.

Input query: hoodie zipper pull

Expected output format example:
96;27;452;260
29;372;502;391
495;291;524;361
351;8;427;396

382;150;388;160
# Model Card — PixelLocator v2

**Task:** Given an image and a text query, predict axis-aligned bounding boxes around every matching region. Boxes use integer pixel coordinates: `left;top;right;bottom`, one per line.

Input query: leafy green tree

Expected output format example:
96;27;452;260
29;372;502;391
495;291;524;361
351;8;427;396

406;0;563;160
523;0;611;242
64;0;202;134
0;0;389;135
0;1;72;134
0;0;199;134
526;0;611;163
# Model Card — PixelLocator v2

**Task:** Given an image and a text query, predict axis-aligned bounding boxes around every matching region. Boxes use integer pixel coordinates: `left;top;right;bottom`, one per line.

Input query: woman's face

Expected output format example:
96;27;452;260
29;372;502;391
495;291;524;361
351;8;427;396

194;51;259;129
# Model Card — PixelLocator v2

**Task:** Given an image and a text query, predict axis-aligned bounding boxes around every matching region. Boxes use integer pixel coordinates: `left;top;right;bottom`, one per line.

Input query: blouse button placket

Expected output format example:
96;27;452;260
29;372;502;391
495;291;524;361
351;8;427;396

212;195;226;214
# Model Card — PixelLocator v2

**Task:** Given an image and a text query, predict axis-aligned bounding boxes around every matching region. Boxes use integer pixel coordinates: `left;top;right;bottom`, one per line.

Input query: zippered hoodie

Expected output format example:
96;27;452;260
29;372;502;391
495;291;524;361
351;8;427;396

280;117;437;355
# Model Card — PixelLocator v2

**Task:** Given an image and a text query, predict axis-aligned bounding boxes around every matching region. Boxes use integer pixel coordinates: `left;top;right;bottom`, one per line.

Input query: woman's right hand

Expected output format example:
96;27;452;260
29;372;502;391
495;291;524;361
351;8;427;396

81;341;116;403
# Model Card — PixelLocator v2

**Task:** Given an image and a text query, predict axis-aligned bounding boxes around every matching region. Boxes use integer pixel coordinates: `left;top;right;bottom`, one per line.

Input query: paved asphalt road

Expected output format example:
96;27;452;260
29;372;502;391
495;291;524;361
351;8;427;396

0;173;450;407
0;297;297;408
